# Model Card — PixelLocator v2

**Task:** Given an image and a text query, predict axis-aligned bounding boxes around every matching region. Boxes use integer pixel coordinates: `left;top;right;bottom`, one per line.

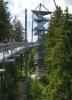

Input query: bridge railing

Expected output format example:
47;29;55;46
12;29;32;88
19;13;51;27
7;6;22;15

0;42;40;65
0;42;25;52
0;42;40;52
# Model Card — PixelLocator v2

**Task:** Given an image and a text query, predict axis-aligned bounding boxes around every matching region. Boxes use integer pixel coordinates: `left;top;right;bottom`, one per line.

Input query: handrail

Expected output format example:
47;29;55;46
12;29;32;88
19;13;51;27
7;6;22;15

0;42;40;52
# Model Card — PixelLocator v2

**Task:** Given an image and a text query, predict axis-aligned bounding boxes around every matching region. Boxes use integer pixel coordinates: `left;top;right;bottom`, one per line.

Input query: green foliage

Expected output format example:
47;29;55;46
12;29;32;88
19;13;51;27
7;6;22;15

0;1;24;42
29;49;36;69
28;79;45;100
1;1;72;99
44;6;72;100
11;17;24;42
27;6;72;100
5;61;19;100
0;1;11;41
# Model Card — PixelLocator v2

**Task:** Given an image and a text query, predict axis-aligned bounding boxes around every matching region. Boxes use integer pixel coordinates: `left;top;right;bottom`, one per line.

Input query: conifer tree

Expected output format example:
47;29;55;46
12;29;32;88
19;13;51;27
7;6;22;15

44;6;72;99
12;17;24;42
0;0;11;41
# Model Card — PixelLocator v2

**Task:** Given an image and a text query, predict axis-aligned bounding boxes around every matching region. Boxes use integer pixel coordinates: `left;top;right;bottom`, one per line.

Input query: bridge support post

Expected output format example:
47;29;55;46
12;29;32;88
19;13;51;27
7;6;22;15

25;9;27;43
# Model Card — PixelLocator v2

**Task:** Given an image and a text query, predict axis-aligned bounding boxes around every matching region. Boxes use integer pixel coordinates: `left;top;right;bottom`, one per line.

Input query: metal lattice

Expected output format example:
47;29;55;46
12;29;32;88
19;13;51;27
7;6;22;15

32;3;52;69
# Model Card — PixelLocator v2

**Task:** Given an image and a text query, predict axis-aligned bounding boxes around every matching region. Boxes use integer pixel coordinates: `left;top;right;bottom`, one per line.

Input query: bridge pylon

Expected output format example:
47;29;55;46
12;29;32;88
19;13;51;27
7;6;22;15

25;9;27;43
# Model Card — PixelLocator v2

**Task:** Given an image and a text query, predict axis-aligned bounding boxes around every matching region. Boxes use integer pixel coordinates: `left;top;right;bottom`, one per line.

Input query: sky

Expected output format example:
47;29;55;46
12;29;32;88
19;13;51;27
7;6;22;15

4;0;72;41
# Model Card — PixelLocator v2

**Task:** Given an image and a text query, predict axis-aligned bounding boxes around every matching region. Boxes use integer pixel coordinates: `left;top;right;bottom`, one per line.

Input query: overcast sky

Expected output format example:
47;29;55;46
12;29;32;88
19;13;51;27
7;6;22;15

5;0;72;41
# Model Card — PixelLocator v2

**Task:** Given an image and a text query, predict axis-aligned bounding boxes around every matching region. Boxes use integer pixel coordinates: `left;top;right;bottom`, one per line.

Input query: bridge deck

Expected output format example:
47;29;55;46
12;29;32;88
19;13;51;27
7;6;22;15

0;42;39;64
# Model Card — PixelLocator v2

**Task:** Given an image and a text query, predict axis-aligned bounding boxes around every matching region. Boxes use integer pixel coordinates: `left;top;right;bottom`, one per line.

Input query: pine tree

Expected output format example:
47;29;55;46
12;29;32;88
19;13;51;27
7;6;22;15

12;17;24;42
44;6;72;99
0;0;11;41
28;79;44;100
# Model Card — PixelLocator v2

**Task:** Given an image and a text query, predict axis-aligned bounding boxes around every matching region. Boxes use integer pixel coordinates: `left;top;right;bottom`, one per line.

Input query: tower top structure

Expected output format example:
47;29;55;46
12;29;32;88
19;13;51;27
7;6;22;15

32;3;52;16
32;3;52;39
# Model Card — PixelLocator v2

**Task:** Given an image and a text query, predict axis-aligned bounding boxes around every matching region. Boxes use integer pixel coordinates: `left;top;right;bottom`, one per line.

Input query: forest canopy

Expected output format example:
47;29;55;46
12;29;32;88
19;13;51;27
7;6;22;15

0;0;72;100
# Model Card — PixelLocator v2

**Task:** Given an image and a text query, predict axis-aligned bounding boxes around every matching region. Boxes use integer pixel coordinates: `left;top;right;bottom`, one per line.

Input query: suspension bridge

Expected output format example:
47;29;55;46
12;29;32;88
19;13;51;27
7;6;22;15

0;3;52;73
0;3;52;100
0;42;39;64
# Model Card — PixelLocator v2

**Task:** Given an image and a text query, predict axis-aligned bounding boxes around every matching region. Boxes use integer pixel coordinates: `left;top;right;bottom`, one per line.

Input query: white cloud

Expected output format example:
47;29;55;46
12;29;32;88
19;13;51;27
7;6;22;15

64;0;72;6
7;0;72;41
8;0;72;21
8;0;54;18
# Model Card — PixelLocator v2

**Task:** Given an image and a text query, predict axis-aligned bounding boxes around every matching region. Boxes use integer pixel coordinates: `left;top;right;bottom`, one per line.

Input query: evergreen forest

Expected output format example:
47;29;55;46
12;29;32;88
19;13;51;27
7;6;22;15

0;0;72;100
